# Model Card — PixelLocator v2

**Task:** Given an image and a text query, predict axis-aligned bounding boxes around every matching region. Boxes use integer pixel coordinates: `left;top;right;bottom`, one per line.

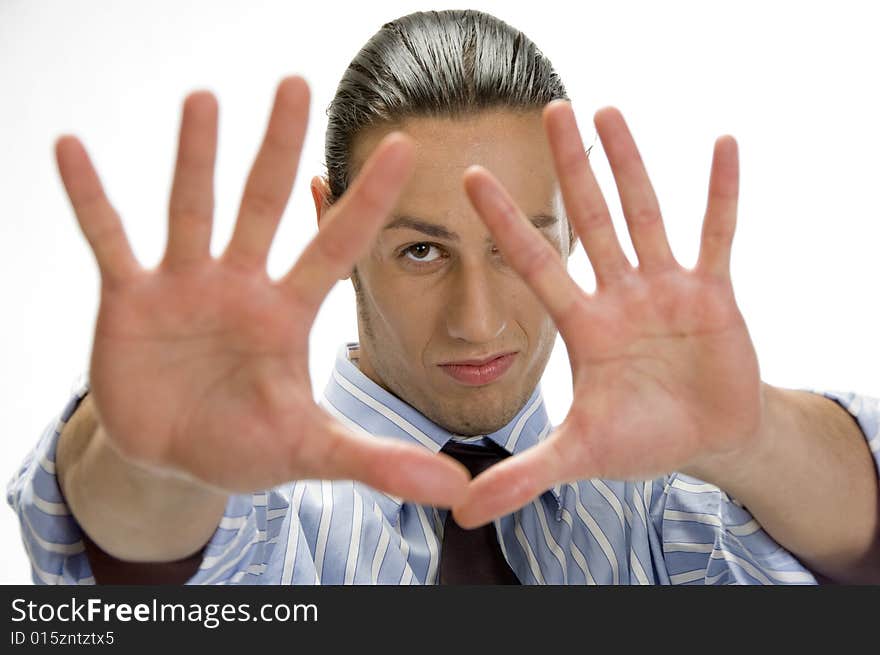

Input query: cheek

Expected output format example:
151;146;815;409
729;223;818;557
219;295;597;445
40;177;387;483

365;272;446;345
509;283;556;345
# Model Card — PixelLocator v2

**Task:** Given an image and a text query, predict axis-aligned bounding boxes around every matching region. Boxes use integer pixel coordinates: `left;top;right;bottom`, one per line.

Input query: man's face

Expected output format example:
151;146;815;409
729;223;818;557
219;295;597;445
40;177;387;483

342;111;571;436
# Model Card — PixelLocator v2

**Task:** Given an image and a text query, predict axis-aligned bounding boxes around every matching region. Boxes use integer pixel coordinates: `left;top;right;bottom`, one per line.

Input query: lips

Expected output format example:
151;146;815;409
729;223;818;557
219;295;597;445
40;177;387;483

437;352;518;386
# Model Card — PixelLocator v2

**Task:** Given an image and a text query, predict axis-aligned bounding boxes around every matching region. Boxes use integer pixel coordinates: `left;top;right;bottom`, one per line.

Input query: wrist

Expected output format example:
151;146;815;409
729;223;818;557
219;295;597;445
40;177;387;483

681;382;780;491
57;393;100;501
59;396;227;562
683;384;880;581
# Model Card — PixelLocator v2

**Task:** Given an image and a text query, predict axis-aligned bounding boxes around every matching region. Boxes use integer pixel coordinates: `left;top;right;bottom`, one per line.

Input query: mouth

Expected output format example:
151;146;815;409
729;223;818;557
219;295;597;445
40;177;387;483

437;352;518;387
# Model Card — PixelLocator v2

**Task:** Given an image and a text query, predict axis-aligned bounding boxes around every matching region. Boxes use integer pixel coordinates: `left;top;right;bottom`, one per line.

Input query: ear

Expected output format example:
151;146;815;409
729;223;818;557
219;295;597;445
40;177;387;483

567;224;579;257
311;175;353;281
310;176;332;229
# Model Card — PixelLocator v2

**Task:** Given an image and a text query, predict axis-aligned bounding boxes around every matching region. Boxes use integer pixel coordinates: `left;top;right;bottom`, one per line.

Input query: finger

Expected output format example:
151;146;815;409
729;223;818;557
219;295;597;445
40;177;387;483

594;107;676;273
543;101;632;286
463;165;585;334
451;434;572;528
55;136;139;285
696;136;739;278
223;76;310;270
303;412;470;508
280;132;415;315
163;91;218;269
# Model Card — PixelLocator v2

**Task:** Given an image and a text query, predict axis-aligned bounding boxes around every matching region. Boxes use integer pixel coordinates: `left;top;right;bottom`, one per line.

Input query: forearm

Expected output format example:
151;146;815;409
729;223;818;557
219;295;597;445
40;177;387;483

687;383;880;583
57;393;228;563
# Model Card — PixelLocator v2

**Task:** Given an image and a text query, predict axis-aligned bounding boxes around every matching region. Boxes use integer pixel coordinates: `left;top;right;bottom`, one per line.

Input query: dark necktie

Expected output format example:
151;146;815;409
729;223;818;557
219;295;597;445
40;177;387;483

438;440;520;585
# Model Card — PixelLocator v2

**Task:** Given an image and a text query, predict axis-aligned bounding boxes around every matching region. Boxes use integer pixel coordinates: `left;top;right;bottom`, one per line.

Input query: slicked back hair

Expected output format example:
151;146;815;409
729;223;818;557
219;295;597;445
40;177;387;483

324;9;568;202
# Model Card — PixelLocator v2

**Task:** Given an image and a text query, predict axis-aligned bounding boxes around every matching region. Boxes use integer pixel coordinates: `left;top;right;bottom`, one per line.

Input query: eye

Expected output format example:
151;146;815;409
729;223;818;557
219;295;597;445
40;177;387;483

401;243;443;263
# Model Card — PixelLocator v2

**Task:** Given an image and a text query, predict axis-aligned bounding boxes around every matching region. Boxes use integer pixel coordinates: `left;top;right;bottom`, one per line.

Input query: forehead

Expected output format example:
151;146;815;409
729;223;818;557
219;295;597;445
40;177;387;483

349;110;559;226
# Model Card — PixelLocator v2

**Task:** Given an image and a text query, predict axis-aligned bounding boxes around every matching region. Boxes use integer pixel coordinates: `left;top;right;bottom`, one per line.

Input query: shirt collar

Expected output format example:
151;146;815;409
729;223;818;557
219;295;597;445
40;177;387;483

321;343;562;512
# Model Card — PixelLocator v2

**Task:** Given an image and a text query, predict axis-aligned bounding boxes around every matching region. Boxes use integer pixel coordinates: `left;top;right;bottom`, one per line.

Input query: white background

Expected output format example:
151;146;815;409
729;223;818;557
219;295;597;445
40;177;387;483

1;0;877;584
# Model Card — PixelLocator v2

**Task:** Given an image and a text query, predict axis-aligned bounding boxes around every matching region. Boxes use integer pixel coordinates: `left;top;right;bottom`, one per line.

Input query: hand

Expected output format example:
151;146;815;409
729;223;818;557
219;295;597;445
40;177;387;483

55;76;469;504
457;103;763;527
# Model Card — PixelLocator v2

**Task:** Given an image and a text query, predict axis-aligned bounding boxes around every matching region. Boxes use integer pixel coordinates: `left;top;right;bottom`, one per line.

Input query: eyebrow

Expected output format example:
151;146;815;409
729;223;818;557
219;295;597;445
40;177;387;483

384;214;558;241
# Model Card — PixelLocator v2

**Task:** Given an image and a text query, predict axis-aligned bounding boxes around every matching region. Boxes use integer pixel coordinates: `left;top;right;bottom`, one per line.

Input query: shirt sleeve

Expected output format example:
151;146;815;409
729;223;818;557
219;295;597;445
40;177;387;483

652;389;880;585
6;379;291;585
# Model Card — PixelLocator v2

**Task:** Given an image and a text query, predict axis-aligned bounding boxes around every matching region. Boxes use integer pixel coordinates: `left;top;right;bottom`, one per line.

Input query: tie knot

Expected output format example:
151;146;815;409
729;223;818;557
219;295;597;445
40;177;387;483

439;440;511;478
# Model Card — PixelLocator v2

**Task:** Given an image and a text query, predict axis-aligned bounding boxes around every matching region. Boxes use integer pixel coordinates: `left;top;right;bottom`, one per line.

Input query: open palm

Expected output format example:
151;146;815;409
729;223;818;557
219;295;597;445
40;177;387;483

457;104;762;526
56;77;468;503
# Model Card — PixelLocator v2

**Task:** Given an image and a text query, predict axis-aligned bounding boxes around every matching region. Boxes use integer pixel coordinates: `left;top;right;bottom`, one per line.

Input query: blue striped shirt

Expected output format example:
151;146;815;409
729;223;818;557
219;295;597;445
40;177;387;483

7;343;880;584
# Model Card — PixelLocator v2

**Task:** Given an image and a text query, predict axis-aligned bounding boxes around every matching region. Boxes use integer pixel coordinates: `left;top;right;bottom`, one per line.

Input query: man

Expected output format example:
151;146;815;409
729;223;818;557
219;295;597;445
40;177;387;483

8;10;880;584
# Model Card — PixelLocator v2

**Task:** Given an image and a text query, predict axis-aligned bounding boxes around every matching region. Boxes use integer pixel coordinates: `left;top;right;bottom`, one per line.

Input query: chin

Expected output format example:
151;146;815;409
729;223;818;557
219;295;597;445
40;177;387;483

431;395;523;436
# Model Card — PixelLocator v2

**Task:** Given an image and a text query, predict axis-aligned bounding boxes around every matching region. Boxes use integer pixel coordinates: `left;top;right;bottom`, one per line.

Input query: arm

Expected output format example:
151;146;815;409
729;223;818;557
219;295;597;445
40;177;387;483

57;393;227;574
456;102;879;583
11;76;467;585
7;386;281;585
684;385;880;583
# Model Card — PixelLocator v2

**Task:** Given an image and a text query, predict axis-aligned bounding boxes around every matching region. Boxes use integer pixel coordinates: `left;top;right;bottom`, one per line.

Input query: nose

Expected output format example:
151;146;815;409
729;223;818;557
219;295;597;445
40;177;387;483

444;263;507;343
